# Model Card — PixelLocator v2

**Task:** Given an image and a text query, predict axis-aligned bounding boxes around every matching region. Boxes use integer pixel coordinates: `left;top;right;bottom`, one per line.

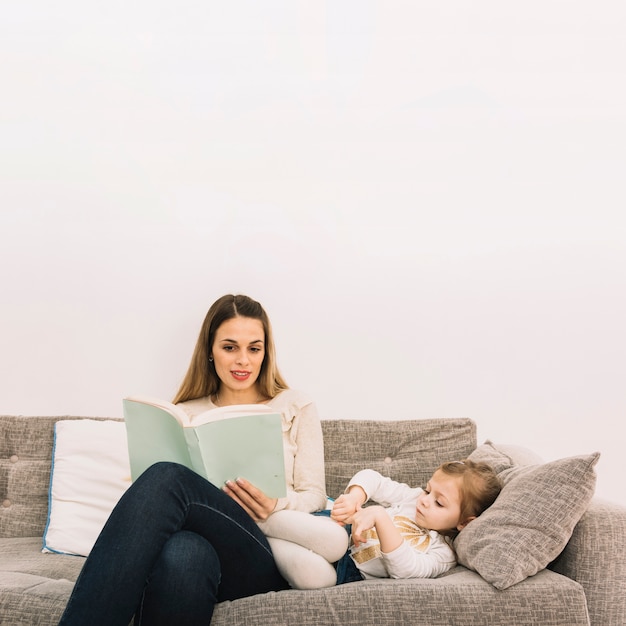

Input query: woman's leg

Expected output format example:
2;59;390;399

257;510;350;589
258;510;349;563
135;531;219;626
266;537;338;589
58;462;288;626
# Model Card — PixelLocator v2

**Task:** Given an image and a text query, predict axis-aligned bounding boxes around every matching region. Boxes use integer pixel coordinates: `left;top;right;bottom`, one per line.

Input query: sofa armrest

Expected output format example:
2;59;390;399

550;498;626;626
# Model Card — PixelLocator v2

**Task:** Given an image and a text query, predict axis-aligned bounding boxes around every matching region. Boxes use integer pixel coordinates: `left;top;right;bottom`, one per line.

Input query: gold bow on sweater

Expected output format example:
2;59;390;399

350;516;431;564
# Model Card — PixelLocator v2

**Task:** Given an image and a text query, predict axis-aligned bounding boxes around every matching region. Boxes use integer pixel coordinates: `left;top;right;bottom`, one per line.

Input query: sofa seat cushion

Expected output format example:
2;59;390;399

0;537;85;580
0;537;590;626
210;567;590;626
0;537;83;626
0;575;76;626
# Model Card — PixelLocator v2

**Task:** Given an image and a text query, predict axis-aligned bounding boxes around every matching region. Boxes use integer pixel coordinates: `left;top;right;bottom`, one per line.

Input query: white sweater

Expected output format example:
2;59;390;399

346;469;456;579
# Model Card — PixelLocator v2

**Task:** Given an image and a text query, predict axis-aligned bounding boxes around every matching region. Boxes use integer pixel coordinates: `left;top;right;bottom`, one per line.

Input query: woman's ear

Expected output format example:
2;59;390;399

456;516;476;531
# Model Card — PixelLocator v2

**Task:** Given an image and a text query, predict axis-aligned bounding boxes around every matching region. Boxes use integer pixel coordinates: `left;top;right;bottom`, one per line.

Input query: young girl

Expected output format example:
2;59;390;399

329;460;502;582
269;459;501;588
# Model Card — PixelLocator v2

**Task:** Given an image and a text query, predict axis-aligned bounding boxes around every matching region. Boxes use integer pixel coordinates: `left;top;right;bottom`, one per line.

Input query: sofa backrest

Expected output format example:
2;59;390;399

0;415;119;538
321;418;477;499
0;415;477;538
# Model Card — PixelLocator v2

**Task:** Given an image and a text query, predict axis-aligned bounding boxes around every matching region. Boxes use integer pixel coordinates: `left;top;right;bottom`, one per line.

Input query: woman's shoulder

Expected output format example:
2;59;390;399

269;388;315;412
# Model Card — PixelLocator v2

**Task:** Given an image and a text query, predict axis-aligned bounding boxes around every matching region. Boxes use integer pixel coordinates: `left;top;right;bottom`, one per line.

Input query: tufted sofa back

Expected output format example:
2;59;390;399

321;418;476;499
0;415;476;538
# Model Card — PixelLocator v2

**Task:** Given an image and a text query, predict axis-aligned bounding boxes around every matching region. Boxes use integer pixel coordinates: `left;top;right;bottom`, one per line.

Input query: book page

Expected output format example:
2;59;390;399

124;395;191;426
123;398;193;480
123;398;286;494
192;412;286;497
191;403;277;426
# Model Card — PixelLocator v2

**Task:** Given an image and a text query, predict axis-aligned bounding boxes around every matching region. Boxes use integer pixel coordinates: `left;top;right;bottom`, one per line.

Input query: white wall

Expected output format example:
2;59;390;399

1;2;625;506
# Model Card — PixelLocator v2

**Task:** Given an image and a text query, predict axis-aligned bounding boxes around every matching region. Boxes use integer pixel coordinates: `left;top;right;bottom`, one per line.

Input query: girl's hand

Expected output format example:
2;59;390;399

223;477;278;521
350;506;382;547
331;486;367;525
351;505;402;552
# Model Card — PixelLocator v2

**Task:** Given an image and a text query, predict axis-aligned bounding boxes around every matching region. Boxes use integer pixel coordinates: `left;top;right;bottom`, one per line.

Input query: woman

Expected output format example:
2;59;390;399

58;294;332;626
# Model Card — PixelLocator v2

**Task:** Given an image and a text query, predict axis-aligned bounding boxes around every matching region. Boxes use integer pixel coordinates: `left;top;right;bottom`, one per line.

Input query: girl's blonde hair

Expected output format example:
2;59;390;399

173;294;289;404
438;459;502;536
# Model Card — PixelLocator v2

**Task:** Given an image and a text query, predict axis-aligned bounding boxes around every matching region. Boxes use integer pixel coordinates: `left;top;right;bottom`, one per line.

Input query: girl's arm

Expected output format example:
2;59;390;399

347;469;421;507
331;485;366;525
331;470;418;526
381;536;456;579
350;505;403;552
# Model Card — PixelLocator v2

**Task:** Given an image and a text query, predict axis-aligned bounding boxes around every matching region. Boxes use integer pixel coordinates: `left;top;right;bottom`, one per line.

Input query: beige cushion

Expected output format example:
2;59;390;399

455;444;599;590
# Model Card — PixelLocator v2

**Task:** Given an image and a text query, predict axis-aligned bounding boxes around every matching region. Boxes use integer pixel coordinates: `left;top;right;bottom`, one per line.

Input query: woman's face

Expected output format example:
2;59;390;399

211;316;266;395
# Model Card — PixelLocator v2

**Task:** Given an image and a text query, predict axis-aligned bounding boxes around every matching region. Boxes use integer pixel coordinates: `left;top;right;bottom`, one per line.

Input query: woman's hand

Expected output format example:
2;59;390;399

223;477;278;521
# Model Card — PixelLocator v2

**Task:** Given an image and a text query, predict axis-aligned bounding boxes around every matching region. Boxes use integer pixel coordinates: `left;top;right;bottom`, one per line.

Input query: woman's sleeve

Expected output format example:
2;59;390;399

273;398;327;513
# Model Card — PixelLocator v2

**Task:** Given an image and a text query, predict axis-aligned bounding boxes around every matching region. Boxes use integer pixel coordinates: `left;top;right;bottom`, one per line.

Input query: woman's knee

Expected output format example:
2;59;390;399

157;530;219;579
138;461;191;484
130;462;200;501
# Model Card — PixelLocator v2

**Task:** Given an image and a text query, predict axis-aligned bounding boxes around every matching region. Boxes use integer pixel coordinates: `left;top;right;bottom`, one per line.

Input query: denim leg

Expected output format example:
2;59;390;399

135;531;219;626
58;462;288;626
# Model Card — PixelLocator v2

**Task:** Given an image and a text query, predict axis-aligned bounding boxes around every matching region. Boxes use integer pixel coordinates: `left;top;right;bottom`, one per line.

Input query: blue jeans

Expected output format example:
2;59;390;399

58;462;289;626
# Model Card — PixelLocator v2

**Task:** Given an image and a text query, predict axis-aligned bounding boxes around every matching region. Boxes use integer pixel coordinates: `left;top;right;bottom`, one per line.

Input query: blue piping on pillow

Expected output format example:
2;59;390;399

41;422;80;556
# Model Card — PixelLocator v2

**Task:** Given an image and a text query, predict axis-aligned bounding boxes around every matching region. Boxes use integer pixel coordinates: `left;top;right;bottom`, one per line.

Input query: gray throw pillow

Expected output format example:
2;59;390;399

454;450;600;590
463;440;515;474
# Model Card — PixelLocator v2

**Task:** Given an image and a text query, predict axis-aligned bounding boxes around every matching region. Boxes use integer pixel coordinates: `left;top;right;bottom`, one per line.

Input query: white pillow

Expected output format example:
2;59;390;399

42;419;132;556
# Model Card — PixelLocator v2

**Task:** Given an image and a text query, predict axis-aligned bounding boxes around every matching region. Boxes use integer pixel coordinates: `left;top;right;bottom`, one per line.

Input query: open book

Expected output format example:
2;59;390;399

122;395;287;498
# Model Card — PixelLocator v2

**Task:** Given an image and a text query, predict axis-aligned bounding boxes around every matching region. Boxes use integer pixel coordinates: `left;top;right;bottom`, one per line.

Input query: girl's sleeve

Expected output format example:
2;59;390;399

273;398;327;513
381;536;456;579
347;469;421;506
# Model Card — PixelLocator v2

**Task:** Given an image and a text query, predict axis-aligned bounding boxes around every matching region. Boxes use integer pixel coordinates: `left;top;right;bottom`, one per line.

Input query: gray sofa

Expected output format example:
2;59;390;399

1;414;625;626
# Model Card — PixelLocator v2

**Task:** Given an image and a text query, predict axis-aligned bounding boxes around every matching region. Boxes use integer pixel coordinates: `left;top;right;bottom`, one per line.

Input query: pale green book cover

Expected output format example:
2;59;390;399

123;396;287;498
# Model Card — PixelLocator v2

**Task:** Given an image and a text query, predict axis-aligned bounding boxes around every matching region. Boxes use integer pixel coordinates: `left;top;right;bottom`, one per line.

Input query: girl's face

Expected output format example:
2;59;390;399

415;470;465;532
211;316;266;396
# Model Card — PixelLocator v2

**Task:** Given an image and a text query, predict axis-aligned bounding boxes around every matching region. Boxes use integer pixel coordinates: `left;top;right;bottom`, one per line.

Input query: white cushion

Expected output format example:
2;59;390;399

42;419;132;556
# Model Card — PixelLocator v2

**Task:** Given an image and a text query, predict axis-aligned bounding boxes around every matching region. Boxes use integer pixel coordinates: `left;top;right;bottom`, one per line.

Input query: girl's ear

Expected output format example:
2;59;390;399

456;516;476;531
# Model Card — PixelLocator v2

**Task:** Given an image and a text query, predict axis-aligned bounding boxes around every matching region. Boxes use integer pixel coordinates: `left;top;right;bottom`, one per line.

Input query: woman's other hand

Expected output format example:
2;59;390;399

223;477;278;521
